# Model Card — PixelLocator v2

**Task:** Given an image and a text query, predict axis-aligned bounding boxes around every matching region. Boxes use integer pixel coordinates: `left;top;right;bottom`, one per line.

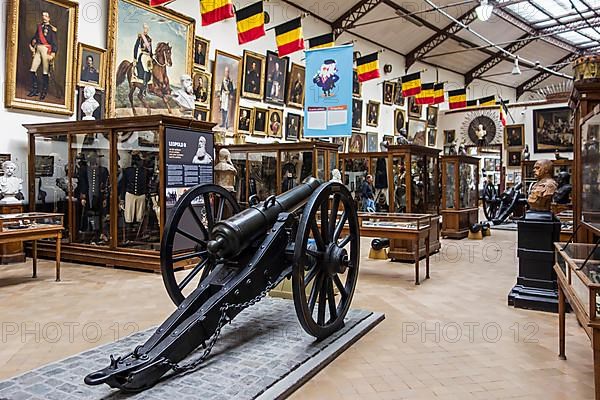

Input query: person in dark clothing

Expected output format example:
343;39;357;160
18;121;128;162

360;174;375;212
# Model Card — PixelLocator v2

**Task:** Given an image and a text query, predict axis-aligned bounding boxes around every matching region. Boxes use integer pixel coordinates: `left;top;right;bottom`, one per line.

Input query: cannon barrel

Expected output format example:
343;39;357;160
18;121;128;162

207;177;321;259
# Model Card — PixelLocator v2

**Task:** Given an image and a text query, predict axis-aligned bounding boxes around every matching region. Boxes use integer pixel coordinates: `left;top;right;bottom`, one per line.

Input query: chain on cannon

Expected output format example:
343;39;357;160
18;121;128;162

84;177;360;392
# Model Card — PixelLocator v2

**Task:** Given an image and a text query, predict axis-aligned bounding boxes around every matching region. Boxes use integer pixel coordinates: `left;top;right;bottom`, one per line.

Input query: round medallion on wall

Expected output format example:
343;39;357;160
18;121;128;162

467;115;496;146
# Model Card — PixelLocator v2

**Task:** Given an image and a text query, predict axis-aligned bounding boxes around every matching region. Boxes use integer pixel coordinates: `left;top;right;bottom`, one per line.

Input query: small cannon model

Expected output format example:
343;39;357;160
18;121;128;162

85;178;360;392
482;182;527;225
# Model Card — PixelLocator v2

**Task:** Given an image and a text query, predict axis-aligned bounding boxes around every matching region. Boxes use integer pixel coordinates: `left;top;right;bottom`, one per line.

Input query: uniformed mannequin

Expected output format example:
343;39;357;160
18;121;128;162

121;151;149;224
281;153;297;192
78;153;109;243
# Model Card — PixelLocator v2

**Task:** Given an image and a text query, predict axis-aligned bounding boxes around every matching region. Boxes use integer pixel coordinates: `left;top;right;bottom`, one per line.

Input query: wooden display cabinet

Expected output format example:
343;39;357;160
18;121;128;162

25;116;215;272
0;204;25;263
217;142;339;207
441;155;480;239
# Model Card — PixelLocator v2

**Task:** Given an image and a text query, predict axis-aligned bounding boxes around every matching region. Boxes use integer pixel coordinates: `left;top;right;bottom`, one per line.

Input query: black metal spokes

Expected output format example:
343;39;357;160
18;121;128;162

293;182;360;339
161;184;240;305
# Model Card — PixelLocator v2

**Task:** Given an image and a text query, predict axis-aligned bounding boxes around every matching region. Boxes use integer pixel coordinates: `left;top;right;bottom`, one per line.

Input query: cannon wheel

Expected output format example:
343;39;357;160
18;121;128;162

292;182;360;339
161;184;241;305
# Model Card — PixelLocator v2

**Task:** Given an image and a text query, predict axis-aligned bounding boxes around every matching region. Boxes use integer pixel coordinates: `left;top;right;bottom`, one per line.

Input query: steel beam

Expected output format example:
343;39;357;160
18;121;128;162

332;0;381;37
515;53;579;99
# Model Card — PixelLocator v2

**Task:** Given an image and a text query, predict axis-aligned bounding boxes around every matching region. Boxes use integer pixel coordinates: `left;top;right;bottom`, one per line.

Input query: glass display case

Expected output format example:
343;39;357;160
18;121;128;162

581;111;600;232
218;142;339;207
358;213;432;232
441;155;480;239
0;213;63;232
25;116;215;272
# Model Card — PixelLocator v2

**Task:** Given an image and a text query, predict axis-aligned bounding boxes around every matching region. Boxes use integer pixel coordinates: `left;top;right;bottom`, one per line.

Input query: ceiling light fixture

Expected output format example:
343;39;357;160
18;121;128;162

475;0;494;22
512;57;521;75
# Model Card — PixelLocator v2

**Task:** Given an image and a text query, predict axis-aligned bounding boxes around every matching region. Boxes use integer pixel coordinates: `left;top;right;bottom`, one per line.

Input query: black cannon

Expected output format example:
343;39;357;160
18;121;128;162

482;182;527;225
84;178;360;392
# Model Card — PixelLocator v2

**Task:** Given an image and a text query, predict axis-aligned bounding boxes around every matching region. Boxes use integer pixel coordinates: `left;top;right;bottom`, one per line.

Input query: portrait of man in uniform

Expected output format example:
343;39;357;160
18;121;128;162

287;63;305;109
264;51;289;106
78;43;106;89
6;0;78;114
194;37;210;70
242;51;265;100
211;50;242;135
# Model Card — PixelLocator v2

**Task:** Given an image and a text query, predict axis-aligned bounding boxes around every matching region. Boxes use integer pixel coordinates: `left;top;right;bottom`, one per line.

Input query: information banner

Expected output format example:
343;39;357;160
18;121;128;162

304;44;353;138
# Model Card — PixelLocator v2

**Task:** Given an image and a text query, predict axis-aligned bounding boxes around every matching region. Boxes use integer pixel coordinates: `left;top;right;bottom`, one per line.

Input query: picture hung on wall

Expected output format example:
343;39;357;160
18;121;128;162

5;0;79;115
237;106;253;134
394;109;406;136
393;82;404;106
533;107;574;152
408;96;422;119
352;98;363;130
194;36;210;70
264;50;289;106
382;81;394;105
333;137;347;152
427;128;437;147
508;150;522;166
194;106;209;122
349;132;367;153
241;50;265;100
106;0;195;117
352;69;361;97
76;87;105;121
287;63;305;109
193;68;211;108
267;108;283;138
408;119;427;146
367;101;380;127
253;107;268;136
505;124;524;148
444;129;456;144
427;106;438;128
286;113;301;141
212;50;242;135
367;132;378;152
77;43;106;89
383;134;394;147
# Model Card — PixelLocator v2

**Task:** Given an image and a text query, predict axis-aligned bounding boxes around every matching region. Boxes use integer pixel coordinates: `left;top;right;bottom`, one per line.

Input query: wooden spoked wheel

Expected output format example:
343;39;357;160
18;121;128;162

161;184;240;305
292;182;360;339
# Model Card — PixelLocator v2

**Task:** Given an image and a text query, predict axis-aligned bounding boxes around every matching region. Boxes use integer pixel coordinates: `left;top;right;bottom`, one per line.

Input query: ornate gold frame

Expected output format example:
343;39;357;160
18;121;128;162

193;67;212;109
194;36;210;70
238;106;253;134
77;43;107;89
286;63;305;109
267;108;284;138
252;107;268;136
212;49;242;136
394;109;406;135
241;50;266;101
504;124;525;149
366;100;380;127
5;0;79;115
106;0;195;117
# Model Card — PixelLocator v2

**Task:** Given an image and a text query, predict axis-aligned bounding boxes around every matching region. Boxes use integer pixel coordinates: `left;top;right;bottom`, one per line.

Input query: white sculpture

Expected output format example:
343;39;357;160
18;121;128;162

0;161;23;204
192;136;213;165
214;149;237;192
330;168;342;183
81;86;99;121
173;74;195;116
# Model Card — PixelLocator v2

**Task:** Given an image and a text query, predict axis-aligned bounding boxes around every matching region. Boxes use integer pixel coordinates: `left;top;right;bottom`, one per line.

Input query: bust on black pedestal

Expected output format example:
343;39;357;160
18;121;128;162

508;159;562;312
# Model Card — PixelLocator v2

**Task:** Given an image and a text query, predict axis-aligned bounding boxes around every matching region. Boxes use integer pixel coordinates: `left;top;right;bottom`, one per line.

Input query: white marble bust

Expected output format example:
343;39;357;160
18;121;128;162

214;149;237;192
173;74;195;116
0;161;23;204
81;86;99;121
330;168;342;183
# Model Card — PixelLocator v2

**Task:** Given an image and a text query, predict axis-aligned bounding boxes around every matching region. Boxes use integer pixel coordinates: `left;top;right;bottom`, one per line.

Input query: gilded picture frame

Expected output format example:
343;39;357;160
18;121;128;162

252;107;268;136
286;63;305;109
212;50;242;136
5;0;79;115
267;108;284;138
505;124;525;149
106;0;195;117
241;50;266;100
77;43;106;89
194;36;210;70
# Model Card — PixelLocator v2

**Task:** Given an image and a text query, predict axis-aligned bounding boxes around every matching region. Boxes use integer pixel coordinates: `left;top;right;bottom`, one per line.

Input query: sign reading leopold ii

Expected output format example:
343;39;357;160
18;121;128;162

304;45;353;138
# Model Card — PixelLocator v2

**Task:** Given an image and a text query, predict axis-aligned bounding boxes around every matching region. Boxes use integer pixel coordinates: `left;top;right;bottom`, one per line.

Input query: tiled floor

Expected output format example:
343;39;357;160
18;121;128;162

0;230;595;399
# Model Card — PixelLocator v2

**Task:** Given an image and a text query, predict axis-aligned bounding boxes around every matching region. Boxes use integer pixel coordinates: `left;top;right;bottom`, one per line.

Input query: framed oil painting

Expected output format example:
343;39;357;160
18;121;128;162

333;137;347;152
106;0;195;117
237;106;253;134
444;129;456;144
508;150;521;167
352;98;363;131
408;96;423;119
5;0;79;115
427;128;437;147
267;108;284;138
212;50;242;135
367;132;378;152
382;81;394;105
192;68;211;108
533;107;574;152
242;50;265;100
77;43;106;89
408;119;427;146
427;106;438;128
194;36;210;70
352;69;361;97
264;50;289;106
349;132;367;153
194;106;210;122
366;101;380;127
394;109;406;136
253;107;268;136
287;63;305;109
393;82;404;106
505;124;524;148
286;113;301;141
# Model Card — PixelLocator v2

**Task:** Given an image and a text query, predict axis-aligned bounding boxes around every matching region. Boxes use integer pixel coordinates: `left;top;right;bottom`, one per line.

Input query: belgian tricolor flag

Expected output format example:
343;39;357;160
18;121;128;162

356;52;380;83
401;72;421;97
478;95;496;106
499;100;509;126
150;0;174;6
308;33;335;49
415;83;434;105
275;18;304;57
466;100;478;108
433;83;444;104
448;88;467;110
235;2;265;45
201;0;235;26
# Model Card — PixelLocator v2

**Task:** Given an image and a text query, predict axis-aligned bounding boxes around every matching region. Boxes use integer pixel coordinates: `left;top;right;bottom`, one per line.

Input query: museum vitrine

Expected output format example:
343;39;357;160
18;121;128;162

441;155;480;239
25;116;215;271
217;142;339;207
0;213;63;233
581;109;600;233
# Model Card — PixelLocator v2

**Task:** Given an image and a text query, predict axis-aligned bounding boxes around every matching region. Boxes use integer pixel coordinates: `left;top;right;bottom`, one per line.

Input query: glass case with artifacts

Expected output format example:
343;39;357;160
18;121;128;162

441;155;480;239
217;142;339;207
25;116;215;272
581;111;600;231
0;213;63;232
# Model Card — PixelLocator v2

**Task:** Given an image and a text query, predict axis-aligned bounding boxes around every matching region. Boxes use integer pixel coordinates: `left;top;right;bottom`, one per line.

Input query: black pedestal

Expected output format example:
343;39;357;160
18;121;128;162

508;211;561;313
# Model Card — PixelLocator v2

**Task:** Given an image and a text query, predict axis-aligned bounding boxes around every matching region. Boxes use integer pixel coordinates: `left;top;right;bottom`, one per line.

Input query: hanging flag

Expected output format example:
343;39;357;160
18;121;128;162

275;17;304;57
448;88;467;110
308;32;335;49
150;0;174;6
466;100;478;108
401;72;421;97
356;52;380;82
415;82;434;105
499;100;509;126
235;2;265;44
478;95;496;106
433;83;444;104
201;0;235;26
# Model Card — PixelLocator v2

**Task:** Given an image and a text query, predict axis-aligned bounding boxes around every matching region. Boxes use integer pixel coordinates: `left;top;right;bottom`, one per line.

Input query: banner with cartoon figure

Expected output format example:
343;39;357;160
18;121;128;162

304;44;353;138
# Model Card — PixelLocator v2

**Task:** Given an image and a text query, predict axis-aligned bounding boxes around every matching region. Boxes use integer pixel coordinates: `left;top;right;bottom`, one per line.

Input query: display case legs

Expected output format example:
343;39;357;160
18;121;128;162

425;236;430;280
415;240;420;285
32;240;37;279
593;329;600;400
55;233;61;282
558;285;566;360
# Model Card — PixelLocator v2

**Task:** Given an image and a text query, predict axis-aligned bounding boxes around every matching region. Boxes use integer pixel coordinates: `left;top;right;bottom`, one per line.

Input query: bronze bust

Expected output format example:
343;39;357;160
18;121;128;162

527;159;557;212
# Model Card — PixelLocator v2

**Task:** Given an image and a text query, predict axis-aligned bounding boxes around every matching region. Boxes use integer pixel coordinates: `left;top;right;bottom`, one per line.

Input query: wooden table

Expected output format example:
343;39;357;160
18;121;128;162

0;213;64;282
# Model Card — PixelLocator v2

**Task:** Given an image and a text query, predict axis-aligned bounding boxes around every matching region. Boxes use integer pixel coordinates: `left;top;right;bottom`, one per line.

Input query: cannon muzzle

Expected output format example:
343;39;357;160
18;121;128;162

208;177;321;259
